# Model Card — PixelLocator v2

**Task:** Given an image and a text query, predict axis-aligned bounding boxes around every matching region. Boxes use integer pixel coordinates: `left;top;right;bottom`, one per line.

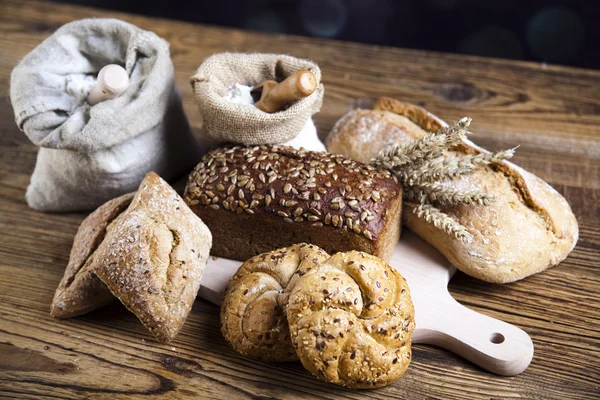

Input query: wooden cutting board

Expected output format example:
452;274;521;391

198;231;534;376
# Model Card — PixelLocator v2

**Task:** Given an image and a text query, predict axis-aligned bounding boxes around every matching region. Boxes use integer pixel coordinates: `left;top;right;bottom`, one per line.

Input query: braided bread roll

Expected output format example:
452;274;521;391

221;243;330;361
286;251;415;389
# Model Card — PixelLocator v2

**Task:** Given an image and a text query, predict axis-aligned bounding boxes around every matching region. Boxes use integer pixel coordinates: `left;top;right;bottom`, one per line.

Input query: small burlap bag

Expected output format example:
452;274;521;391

191;53;324;145
10;19;200;212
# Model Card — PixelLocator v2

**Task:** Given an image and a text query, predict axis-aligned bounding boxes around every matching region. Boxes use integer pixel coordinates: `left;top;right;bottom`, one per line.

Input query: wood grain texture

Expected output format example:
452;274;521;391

0;1;599;399
200;232;535;376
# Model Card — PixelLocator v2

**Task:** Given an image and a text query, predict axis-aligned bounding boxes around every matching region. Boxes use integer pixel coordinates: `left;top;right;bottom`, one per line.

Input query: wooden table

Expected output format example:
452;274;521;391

1;1;599;399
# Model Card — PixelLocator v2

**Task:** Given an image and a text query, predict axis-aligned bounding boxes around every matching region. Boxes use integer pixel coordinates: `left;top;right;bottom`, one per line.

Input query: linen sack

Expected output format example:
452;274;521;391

10;18;200;212
190;52;324;145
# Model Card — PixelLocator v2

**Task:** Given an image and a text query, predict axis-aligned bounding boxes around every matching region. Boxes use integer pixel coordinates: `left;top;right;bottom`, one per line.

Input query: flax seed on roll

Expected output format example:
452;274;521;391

286;251;415;389
183;145;402;262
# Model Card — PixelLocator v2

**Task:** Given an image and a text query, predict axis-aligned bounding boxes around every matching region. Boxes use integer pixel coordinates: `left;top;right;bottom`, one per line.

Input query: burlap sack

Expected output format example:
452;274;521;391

191;53;324;145
10;19;200;212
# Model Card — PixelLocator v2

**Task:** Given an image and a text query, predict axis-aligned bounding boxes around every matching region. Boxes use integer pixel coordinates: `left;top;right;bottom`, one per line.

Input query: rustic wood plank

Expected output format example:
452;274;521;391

0;0;599;399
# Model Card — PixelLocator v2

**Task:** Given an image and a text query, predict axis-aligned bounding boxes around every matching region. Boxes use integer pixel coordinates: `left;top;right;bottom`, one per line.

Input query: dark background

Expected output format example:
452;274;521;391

54;0;600;69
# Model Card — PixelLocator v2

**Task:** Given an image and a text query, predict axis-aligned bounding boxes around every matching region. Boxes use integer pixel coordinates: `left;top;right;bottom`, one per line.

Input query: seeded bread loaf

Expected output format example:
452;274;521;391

221;243;330;362
286;251;414;389
326;100;579;283
183;145;402;262
50;192;134;319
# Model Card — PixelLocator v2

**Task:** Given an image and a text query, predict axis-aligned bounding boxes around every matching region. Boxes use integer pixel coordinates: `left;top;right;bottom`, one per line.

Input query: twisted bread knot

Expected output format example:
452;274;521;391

221;243;330;361
286;251;415;388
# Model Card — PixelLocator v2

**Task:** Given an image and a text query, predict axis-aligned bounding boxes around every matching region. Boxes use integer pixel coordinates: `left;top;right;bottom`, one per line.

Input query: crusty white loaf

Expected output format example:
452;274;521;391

326;99;578;283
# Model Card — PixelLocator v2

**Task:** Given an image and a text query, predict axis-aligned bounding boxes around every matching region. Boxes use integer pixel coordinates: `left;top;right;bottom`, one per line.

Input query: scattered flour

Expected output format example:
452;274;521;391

284;118;325;152
223;83;326;152
224;83;255;105
65;74;96;107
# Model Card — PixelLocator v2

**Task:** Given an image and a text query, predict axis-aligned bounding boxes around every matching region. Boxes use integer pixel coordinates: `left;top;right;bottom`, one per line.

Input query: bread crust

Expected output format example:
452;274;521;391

286;251;414;388
50;193;134;319
95;172;212;343
184;145;402;262
220;243;330;362
326;100;579;283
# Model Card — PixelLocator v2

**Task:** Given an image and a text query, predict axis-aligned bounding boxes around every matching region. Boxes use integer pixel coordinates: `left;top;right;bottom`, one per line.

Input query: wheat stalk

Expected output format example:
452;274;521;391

371;117;516;242
414;203;473;244
399;148;515;185
406;183;496;205
452;148;516;168
400;157;472;184
371;135;445;169
438;117;472;148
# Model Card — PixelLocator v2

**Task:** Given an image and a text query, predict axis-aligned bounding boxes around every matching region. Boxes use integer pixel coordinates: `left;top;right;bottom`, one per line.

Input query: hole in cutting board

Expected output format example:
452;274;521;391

490;332;505;344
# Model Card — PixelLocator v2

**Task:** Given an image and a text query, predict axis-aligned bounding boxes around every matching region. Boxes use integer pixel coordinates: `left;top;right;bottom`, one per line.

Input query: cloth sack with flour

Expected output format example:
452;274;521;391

10;18;200;212
191;52;325;151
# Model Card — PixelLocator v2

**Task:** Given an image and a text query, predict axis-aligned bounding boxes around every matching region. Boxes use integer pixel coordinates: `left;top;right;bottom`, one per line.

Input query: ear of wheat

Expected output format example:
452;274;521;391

371;118;515;244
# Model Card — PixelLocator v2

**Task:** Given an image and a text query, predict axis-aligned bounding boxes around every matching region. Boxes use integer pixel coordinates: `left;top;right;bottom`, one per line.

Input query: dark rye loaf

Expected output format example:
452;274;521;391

183;145;402;261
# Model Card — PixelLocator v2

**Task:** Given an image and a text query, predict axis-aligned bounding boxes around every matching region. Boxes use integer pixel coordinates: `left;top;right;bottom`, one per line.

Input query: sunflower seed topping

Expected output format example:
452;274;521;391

185;145;400;237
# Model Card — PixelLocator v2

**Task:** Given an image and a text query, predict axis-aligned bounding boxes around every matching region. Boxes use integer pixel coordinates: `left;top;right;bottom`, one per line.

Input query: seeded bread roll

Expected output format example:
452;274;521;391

326;100;579;283
221;243;330;362
95;172;212;343
183;145;402;262
50;193;134;319
286;251;415;389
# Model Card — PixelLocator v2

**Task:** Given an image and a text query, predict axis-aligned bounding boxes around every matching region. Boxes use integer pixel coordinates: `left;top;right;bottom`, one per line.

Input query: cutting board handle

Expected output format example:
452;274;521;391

412;289;534;376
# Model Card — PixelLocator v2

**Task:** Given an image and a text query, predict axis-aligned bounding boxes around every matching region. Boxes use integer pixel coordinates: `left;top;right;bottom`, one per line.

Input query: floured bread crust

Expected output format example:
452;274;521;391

50;193;134;319
95;172;212;343
326;100;578;283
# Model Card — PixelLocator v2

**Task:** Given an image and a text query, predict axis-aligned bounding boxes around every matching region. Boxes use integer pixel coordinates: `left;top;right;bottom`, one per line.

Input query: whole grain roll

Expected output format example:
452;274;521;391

220;243;330;362
50;192;134;319
286;251;415;389
95;172;212;343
